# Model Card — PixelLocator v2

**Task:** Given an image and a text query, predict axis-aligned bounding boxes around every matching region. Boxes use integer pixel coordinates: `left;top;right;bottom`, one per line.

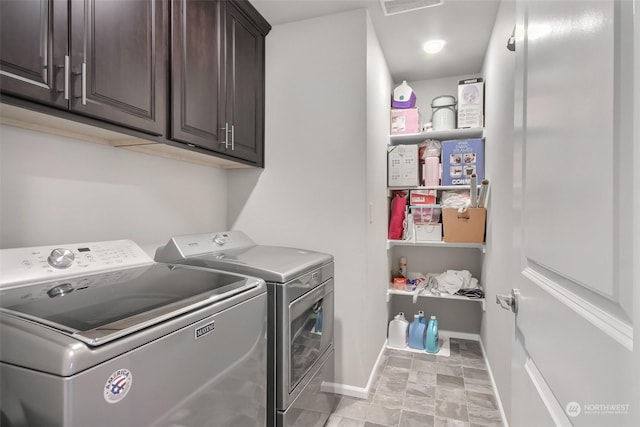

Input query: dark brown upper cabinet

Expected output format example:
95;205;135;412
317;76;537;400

223;0;268;165
1;0;269;167
170;0;225;153
70;0;167;135
1;0;167;136
0;0;68;108
171;0;270;166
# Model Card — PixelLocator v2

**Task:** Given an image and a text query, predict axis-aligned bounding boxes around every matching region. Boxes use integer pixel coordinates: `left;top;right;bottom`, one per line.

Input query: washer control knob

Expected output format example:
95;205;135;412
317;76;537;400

47;248;75;269
212;234;227;246
47;283;74;298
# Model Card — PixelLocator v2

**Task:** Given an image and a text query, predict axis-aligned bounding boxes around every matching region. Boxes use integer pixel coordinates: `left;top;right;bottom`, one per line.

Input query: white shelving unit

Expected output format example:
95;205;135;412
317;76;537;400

387;239;485;250
389;127;483;145
387;288;486;311
386;126;486;339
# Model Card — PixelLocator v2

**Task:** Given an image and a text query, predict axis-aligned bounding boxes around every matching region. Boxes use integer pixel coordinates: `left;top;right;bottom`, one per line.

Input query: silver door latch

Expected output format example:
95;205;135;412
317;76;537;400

496;289;520;313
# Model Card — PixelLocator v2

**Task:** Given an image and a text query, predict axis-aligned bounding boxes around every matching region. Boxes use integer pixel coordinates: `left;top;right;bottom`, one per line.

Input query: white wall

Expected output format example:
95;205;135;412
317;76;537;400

634;0;640;413
480;0;516;420
634;0;640;412
364;12;393;387
227;8;385;390
0;125;228;255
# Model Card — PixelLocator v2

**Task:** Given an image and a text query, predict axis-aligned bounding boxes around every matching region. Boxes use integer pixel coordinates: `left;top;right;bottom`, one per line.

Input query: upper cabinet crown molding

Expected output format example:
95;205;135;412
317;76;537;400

231;0;272;36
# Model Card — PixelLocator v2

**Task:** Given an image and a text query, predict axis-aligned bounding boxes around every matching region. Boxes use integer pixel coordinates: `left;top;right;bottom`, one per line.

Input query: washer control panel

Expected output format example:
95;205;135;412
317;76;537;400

165;231;256;258
0;240;153;289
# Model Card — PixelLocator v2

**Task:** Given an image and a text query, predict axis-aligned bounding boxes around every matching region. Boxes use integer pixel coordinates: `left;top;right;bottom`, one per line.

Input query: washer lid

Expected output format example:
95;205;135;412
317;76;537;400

155;231;334;283
0;263;263;346
180;245;333;283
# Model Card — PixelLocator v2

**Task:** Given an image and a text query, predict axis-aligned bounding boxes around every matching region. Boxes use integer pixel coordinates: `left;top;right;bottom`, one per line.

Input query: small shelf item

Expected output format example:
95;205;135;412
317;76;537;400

389;127;483;145
387;287;486;311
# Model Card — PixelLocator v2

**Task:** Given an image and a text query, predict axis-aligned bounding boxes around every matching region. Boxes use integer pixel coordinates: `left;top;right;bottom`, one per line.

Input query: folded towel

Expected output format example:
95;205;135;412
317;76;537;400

436;270;478;295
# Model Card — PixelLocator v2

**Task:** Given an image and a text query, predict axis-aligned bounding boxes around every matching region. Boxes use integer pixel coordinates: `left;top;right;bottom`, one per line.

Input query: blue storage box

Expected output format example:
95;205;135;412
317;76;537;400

441;138;485;186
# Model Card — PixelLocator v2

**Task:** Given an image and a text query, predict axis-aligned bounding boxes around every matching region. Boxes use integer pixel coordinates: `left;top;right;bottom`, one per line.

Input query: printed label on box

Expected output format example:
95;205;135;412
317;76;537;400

458;78;484;129
410;189;437;205
441;138;484;186
390;108;420;134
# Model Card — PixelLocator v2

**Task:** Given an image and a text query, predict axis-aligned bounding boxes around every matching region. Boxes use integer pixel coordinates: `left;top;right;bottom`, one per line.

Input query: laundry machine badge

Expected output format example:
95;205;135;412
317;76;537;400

104;369;133;404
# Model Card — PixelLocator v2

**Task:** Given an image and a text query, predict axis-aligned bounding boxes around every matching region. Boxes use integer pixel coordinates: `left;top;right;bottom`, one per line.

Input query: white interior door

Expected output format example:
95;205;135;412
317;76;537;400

509;0;638;426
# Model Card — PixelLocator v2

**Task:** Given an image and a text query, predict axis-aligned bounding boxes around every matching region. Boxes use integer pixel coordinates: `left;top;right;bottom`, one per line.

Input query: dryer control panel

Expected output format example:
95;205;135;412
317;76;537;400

158;231;256;259
0;240;153;288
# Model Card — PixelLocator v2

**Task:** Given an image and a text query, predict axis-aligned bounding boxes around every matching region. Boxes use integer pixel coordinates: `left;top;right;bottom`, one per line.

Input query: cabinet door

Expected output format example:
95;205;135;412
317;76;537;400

170;0;225;152
0;0;68;108
70;0;167;135
224;1;266;165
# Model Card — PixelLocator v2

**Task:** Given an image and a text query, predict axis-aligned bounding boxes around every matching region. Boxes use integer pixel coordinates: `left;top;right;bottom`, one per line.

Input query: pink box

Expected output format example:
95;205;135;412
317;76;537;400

390;108;420;134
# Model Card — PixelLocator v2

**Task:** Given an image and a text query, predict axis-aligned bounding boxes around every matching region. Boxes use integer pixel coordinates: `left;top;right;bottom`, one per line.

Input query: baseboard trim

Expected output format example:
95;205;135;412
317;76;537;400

479;338;510;427
320;340;386;399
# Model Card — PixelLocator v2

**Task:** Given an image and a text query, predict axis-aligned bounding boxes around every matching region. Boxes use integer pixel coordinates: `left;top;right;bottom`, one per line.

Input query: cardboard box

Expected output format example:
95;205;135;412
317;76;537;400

441;138;484;186
388;144;419;186
415;223;442;242
390;108;420;134
442;208;486;243
457;78;484;129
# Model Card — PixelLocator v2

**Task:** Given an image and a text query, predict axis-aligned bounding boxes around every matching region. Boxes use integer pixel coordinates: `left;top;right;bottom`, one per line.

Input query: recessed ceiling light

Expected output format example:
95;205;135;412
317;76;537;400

423;39;446;54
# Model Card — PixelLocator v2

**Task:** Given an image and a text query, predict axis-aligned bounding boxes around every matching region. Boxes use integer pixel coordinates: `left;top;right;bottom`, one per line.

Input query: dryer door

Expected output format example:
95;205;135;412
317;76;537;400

281;277;333;409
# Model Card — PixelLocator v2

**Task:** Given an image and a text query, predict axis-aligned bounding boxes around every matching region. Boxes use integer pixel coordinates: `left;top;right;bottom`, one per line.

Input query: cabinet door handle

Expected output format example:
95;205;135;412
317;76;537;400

230;125;235;150
81;62;87;105
56;56;70;100
64;56;70;100
73;63;87;105
220;123;229;149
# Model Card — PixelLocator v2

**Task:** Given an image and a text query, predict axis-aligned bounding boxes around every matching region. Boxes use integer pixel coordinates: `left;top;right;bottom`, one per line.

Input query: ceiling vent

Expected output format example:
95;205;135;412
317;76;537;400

379;0;443;16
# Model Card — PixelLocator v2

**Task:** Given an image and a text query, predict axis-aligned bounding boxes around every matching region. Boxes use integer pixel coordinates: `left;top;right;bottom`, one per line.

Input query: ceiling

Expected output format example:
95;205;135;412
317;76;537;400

249;0;501;83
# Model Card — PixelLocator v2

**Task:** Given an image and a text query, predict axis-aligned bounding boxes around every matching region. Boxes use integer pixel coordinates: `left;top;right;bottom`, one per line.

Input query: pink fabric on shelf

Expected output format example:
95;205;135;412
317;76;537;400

388;196;407;240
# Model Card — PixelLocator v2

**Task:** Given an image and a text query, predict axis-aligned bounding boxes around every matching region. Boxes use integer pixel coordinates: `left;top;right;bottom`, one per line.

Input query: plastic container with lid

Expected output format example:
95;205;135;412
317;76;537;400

431;95;457;131
408;314;426;350
388;312;409;348
425;315;440;353
392;81;416;109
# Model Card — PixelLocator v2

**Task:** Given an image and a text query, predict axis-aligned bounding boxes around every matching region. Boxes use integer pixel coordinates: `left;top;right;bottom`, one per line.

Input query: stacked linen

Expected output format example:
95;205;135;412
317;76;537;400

434;270;479;295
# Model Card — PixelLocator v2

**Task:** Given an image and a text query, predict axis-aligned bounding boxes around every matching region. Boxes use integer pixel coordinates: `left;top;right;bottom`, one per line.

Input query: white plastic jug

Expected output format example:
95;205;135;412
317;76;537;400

388;312;409;348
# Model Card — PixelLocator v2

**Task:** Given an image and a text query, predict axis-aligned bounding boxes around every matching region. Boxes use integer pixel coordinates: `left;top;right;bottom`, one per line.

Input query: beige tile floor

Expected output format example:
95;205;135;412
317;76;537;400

325;338;504;427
